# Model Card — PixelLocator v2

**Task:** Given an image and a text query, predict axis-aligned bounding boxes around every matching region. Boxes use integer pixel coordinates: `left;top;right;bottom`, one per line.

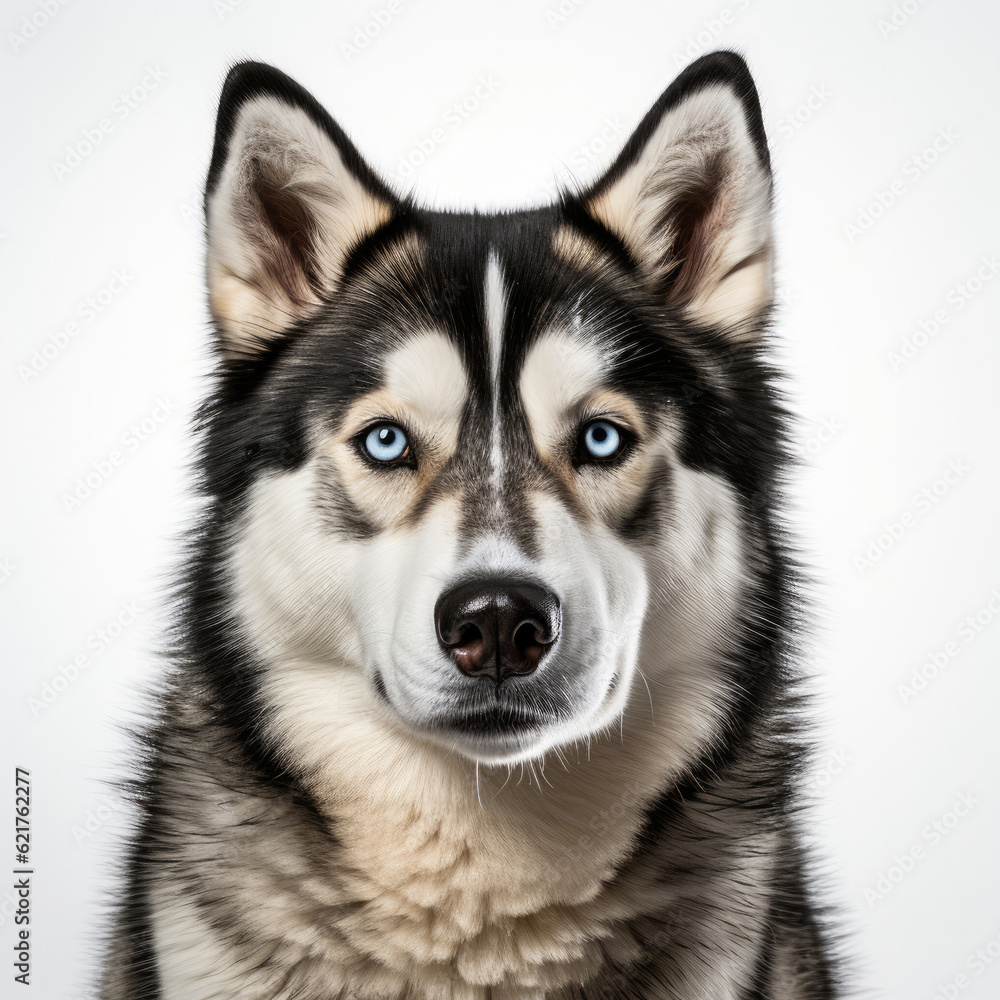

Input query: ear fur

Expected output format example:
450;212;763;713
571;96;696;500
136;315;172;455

583;51;773;339
205;62;397;358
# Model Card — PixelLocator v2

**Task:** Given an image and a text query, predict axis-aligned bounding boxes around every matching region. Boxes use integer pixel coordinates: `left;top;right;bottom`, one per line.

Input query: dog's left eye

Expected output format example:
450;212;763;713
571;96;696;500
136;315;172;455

361;423;411;464
578;419;629;463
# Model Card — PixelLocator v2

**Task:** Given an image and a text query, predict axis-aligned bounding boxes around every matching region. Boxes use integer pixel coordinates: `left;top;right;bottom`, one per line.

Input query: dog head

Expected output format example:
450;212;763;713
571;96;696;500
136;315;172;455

197;53;778;769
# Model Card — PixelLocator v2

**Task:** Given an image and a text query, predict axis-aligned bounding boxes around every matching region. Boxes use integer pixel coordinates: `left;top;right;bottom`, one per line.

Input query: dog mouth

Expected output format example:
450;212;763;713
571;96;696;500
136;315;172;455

431;705;551;737
372;669;555;741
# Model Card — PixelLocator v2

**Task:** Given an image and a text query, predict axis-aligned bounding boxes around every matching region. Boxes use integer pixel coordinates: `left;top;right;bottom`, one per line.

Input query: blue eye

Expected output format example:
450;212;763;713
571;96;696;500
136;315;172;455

581;420;625;461
363;423;410;463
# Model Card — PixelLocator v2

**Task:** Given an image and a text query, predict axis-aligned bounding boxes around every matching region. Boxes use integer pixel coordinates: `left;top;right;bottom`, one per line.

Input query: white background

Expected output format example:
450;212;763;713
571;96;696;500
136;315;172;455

2;1;999;998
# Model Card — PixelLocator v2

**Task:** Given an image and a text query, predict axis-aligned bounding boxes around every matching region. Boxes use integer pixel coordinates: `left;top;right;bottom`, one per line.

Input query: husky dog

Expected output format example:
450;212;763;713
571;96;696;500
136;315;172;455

102;51;838;1000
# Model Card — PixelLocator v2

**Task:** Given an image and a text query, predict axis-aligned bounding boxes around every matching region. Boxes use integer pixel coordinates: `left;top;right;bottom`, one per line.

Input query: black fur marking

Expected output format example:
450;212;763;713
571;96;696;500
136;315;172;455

616;455;672;541
313;455;378;539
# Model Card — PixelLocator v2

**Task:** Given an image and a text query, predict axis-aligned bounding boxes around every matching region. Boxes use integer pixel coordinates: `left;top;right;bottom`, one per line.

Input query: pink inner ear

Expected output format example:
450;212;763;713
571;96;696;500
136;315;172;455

659;151;730;308
246;167;324;315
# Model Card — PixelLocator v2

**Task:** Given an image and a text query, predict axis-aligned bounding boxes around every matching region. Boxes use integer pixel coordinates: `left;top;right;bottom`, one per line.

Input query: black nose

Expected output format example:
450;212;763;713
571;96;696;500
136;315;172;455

435;580;561;683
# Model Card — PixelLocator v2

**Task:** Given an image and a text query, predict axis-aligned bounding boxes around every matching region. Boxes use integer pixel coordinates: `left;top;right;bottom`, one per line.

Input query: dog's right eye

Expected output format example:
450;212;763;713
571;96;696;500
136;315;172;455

360;423;413;466
575;419;631;466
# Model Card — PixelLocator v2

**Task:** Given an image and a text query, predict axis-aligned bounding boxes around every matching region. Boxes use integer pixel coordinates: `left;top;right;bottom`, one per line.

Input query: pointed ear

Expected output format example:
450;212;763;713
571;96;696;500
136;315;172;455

205;62;397;358
583;52;773;339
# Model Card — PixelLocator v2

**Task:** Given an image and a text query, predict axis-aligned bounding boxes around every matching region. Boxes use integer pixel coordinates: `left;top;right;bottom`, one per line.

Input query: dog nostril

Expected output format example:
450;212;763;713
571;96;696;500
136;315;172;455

512;620;548;672
439;619;478;646
445;623;486;673
435;580;561;683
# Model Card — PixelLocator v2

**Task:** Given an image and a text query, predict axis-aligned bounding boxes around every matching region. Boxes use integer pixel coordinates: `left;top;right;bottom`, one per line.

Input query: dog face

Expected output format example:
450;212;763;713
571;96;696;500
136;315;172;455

200;54;775;767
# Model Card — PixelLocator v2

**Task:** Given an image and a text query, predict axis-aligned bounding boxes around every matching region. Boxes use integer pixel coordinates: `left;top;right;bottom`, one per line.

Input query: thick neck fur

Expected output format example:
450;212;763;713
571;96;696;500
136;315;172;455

141;647;774;1000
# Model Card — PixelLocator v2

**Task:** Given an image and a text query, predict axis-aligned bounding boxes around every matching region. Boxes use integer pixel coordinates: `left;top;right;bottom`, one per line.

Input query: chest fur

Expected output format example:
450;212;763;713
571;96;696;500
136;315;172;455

149;728;669;1000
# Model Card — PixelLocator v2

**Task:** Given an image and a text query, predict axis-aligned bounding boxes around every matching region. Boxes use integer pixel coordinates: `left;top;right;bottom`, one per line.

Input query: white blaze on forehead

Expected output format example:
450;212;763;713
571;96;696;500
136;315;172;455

519;330;606;451
484;254;506;488
382;330;468;428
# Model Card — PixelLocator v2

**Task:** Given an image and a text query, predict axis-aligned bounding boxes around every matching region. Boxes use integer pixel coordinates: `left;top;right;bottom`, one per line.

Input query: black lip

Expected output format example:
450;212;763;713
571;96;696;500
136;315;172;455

433;706;549;737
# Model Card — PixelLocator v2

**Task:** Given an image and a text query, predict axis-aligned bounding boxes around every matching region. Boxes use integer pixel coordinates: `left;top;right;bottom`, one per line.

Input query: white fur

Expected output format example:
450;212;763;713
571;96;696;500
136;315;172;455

518;329;606;456
382;330;469;432
151;887;272;1000
484;254;507;491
